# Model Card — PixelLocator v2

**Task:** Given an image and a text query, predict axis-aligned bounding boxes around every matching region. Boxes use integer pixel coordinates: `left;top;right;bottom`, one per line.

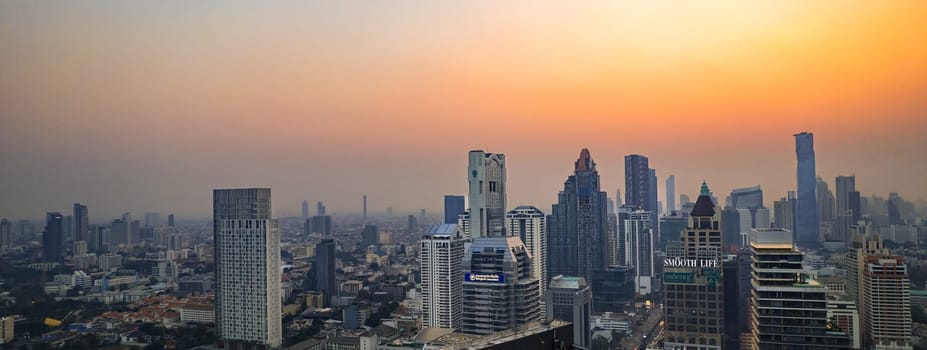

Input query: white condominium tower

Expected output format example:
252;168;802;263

506;206;548;302
213;188;281;349
420;224;468;329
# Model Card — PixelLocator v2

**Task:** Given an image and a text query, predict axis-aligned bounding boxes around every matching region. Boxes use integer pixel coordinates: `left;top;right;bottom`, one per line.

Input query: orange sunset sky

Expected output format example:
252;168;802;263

1;1;926;218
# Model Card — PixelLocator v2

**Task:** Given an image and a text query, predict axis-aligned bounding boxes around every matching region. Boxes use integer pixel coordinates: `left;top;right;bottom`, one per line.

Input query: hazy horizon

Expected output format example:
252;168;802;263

2;1;927;220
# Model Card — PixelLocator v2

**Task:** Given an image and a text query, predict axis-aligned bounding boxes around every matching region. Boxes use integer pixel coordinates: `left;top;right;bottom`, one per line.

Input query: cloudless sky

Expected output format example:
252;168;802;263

1;1;926;219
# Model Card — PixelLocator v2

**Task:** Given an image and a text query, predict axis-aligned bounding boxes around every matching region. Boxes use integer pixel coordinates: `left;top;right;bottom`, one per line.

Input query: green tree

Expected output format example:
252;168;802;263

591;335;610;350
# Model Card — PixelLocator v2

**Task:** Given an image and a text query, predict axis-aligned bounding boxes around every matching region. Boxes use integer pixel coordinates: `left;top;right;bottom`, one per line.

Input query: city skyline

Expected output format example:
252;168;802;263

3;2;927;219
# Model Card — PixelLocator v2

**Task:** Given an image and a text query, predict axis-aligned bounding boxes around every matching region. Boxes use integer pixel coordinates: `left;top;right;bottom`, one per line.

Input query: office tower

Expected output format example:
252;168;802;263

213;188;281;348
130;220;140;244
461;236;541;335
666;175;676;213
663;182;724;350
144;212;161;228
836;175;856;216
546;275;592;350
302;200;310;219
615;189;622;206
408;214;418;233
816;177;835;223
42;212;64;262
590;266;636;313
729;185;764;209
73;203;88;242
315;238;337;302
362;194;367;220
361;225;379;246
827;300;862;349
861;253;912;349
549;149;609;283
649;168;659;220
420;224;467;329
620;209;653;295
747;228;850;349
773;196;794;231
317;201;326;217
607;198;615;215
659;212;687;250
468;150;506;238
109;218;126;247
848;191;861;223
624;154;651;210
167;214;174;227
794;132;820;247
444;195;466;225
0;219;11;250
506;206;547;301
63;215;73;241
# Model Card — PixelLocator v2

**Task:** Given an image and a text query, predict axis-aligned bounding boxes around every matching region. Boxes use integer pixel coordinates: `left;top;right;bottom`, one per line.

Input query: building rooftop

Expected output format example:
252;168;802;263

549;275;588;290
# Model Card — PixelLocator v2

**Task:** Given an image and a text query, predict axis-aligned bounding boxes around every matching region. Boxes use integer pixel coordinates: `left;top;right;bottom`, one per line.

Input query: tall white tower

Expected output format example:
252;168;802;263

213;188;281;348
468;150;506;238
420;224;467;329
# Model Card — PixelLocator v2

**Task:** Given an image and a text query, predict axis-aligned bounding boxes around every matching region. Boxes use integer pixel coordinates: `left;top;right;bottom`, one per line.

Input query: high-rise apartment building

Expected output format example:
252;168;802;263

546;275;592;350
861;249;912;349
549;149;609;283
624;154;652;214
663;182;724;350
43;212;64;263
408;214;418;233
836;175;856;217
747;228;850;349
827;299;862;349
816;177;836;224
666;175;676;213
73;203;89;242
213;188;281;349
507;206;548;300
468;150;507;238
461;236;541;335
773;196;794;231
420;224;467;329
167;214;175;227
794;132;820;247
444;195;466;225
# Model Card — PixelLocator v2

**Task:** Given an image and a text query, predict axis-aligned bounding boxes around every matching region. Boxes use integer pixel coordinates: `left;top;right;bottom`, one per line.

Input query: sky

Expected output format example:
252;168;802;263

1;1;926;220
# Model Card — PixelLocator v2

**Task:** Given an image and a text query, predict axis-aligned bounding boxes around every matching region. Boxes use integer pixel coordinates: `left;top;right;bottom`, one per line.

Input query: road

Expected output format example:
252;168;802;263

619;308;663;350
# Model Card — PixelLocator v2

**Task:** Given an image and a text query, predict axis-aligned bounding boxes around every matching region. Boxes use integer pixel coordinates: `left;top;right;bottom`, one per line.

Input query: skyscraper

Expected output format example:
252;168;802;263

361;225;379;246
546;275;592;350
817;176;836;223
663;182;724;350
144;212;162;228
549;149;609;283
408;214;418;233
836;175;856;218
461;236;541;335
0;219;11;250
43;212;64;262
317;201;326;217
420;224;467;329
666;175;676;213
167;213;174;227
302;200;310;219
506;206;547;301
620;209;654;295
315;239;337;303
649;169;659;236
794;132;820;247
444;195;466;225
73;203;89;242
362;194;367;220
468;150;506;238
624;154;651;211
213;188;281;348
773;196;794;231
861;252;912;349
747;228;850;349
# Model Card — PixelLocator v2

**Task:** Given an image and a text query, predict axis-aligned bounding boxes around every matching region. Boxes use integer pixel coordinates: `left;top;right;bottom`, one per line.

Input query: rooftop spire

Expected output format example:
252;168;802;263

575;148;595;171
700;181;711;196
